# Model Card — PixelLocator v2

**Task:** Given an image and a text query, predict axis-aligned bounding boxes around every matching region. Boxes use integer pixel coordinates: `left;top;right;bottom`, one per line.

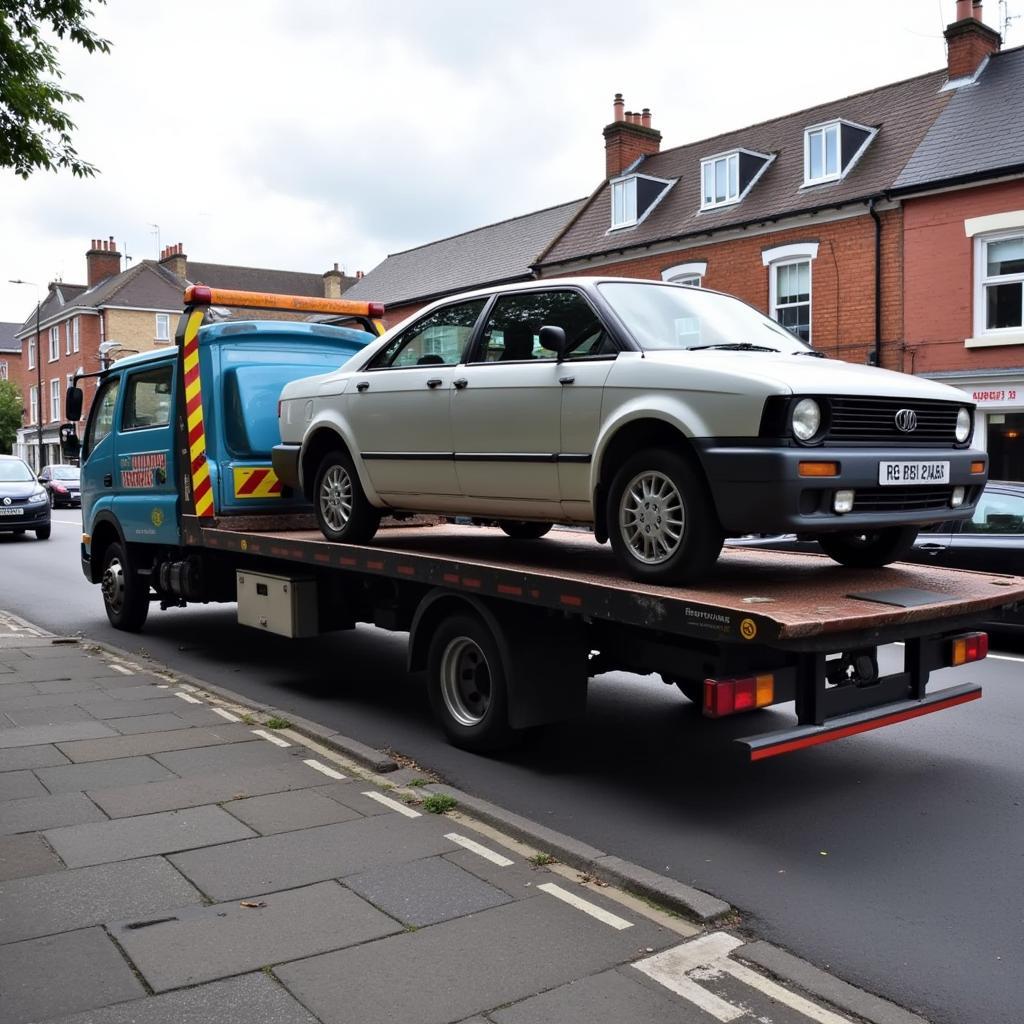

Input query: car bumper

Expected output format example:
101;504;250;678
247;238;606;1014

694;443;987;534
271;443;301;491
0;504;50;531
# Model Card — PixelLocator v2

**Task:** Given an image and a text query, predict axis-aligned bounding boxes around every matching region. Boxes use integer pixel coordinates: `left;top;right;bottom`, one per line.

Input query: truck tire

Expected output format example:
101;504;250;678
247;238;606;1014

817;526;918;568
35;525;51;540
499;521;552;540
313;450;380;545
607;448;723;584
427;612;516;751
100;542;149;631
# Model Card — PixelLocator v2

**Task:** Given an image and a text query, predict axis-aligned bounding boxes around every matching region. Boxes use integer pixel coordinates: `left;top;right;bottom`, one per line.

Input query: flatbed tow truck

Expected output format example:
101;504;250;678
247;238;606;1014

69;287;1024;760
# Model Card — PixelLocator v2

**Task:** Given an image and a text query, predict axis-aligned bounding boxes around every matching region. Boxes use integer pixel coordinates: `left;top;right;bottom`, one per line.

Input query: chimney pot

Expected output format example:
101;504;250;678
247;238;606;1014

603;95;663;178
613;93;624;121
641;107;651;128
956;0;971;18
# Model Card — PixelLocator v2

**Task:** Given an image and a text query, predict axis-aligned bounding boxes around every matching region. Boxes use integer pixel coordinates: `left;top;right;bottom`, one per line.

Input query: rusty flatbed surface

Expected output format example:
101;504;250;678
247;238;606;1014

187;519;1024;646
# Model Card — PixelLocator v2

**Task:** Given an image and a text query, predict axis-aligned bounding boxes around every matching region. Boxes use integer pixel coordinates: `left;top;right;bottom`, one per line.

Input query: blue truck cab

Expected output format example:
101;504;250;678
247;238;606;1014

73;291;381;630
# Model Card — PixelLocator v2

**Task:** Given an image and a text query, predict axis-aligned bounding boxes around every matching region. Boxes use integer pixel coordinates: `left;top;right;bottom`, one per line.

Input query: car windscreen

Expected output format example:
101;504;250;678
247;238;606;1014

598;281;807;352
52;466;79;480
0;460;34;483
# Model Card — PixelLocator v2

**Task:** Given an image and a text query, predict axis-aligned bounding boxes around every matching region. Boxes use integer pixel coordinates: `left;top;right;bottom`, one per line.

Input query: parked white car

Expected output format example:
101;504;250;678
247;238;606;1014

274;278;987;583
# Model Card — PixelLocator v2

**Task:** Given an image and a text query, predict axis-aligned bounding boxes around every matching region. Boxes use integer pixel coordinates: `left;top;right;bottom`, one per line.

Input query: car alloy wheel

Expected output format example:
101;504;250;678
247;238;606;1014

319;464;353;533
618;469;685;564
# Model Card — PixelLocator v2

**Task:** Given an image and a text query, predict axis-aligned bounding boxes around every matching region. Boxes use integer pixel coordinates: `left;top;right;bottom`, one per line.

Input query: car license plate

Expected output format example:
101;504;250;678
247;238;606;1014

878;461;950;486
0;507;25;516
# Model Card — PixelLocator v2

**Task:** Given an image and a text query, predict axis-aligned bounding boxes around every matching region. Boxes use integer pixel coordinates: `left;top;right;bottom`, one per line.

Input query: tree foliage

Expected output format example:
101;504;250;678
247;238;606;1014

0;379;24;453
0;1;111;178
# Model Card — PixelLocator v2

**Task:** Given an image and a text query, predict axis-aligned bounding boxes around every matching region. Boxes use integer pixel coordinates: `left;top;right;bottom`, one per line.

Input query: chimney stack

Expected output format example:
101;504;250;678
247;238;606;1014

322;262;345;299
85;236;122;286
158;242;188;279
603;93;662;179
945;0;1000;80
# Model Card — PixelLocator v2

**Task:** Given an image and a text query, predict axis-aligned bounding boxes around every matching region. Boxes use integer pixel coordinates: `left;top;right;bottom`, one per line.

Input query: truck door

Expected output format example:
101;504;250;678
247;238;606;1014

80;374;122;537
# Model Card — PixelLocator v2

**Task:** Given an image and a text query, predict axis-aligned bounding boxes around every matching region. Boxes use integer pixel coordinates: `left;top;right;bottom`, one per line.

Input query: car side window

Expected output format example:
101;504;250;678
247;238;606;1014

369;299;487;369
83;377;120;459
961;491;1024;534
472;290;614;363
122;365;173;431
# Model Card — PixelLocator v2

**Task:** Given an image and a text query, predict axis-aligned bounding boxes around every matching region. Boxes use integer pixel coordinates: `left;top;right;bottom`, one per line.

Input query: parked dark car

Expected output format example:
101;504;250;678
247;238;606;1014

728;480;1024;627
38;463;81;508
0;455;51;540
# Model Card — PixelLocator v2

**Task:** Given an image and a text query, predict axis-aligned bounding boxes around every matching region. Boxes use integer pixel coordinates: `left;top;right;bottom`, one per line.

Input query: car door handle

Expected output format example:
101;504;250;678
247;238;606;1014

918;543;946;553
559;375;575;385
103;474;113;487
453;378;468;390
355;381;370;392
426;378;443;389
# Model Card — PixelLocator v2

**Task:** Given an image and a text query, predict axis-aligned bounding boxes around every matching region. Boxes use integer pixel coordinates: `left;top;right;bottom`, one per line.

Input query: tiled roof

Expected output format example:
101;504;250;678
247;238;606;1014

539;69;951;268
185;262;342;297
343;199;587;306
893;45;1024;191
0;322;21;353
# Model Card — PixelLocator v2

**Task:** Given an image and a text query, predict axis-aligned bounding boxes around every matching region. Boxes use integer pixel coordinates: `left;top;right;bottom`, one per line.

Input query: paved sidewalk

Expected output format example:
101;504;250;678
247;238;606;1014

0;614;926;1024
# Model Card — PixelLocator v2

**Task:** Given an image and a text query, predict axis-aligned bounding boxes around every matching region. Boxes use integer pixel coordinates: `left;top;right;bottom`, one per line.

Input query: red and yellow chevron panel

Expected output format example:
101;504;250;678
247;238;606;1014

233;466;283;499
181;310;214;518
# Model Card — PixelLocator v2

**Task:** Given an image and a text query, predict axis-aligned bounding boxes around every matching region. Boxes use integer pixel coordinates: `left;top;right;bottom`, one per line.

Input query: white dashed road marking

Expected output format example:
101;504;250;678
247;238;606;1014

175;692;203;704
212;707;241;723
108;663;133;675
303;758;346;780
362;791;421;818
537;882;633;930
444;832;514;866
251;728;291;747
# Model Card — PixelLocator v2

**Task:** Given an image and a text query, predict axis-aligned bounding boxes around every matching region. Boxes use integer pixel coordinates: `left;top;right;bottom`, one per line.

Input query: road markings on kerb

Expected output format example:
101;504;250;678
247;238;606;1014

303;758;346;780
251;728;291;747
108;663;133;675
537;882;633;930
362;791;421;817
445;832;514;866
175;692;203;704
635;932;854;1024
212;707;241;723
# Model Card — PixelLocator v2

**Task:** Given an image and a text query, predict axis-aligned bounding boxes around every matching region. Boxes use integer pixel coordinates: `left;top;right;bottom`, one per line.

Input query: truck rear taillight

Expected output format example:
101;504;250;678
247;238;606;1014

703;673;774;717
368;302;386;317
950;631;988;667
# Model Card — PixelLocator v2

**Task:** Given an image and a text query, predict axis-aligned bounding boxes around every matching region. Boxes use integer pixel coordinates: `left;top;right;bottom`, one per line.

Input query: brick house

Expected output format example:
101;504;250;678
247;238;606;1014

11;239;358;470
0;322;19;388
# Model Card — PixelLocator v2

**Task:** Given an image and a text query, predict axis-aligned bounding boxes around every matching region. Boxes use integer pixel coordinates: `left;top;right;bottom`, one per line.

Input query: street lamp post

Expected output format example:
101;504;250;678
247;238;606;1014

9;280;44;472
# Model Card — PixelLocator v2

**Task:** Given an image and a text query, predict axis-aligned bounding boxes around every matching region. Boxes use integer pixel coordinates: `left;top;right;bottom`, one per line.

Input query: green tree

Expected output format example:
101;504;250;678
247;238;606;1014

0;379;24;453
0;1;111;178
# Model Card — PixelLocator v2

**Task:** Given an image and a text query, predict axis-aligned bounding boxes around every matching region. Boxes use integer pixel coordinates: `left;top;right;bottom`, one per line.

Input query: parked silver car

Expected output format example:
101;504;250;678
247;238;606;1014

274;278;987;583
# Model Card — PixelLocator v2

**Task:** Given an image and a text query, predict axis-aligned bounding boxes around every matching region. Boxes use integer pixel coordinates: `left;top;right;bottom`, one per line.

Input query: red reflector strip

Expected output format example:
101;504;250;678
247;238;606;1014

560;594;583;607
397;565;415;576
463;578;482;589
366;560;384;571
443;573;460;585
339;556;357;566
749;690;981;761
497;584;523;596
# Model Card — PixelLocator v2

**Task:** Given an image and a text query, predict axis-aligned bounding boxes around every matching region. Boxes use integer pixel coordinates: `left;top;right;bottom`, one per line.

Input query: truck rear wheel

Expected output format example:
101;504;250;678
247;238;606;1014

313;450;380;545
817;526;918;568
427;613;515;751
101;542;149;632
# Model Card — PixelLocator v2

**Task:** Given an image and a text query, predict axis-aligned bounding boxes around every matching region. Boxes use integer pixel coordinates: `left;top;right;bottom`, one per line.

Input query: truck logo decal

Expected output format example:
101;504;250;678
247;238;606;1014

233;466;283;499
740;618;757;640
119;451;168;489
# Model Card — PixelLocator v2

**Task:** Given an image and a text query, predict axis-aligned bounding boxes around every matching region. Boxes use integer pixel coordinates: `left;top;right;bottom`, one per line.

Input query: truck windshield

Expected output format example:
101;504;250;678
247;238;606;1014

598;281;807;353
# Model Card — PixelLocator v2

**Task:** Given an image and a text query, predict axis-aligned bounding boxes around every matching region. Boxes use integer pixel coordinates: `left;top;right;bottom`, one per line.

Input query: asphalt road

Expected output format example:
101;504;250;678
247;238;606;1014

4;513;1023;1024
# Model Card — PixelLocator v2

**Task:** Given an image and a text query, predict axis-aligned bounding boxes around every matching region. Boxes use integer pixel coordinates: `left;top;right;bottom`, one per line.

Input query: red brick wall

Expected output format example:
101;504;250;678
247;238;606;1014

903;179;1024;375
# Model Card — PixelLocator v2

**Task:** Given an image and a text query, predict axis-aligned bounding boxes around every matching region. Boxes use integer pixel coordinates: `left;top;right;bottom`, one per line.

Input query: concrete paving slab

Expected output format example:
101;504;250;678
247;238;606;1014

0;742;70;771
56;723;256;762
45;804;256;867
223;788;363;835
0;926;146;1024
315;780;401;816
90;682;182;699
0;768;49;800
345;854;511;926
88;761;328;818
171;813;456;901
112;880;402;992
106;712;201;734
48;972;322;1024
0;790;107;836
2;704;96;727
37;754;177;794
0;682;38;699
0;855;204;944
0;832;65;881
153;738;297;775
20;645;89;660
34;678;107;693
275;891;675;1024
442;847;548;901
0;690;94;712
0;720;117;748
492;968;699;1023
77;695;200;718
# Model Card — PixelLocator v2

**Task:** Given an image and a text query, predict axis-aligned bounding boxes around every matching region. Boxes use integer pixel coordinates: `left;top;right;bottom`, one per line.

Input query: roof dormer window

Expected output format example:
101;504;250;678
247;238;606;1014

699;149;773;211
609;172;674;230
803;119;876;186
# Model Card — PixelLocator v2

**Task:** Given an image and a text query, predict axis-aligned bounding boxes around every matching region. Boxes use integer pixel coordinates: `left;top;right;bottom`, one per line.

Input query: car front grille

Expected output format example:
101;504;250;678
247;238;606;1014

851;486;956;513
826;398;963;445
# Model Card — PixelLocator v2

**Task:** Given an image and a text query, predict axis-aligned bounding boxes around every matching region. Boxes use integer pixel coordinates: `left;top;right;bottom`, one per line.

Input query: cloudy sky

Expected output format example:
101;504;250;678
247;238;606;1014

1;0;1021;322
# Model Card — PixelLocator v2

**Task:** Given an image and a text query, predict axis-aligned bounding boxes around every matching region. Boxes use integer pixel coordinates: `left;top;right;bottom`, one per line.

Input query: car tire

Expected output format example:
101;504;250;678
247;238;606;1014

498;521;552;540
48;492;55;508
35;525;51;540
816;526;919;568
100;541;149;631
607;448;723;585
313;450;380;545
426;612;517;752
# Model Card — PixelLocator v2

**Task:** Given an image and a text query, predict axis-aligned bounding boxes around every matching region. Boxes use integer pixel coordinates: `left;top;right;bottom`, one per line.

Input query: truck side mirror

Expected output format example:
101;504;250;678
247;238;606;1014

60;423;80;460
539;325;567;362
65;386;83;422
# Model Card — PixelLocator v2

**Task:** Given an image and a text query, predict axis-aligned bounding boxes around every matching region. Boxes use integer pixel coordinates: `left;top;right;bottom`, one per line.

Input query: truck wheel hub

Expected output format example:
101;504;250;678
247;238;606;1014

102;559;125;610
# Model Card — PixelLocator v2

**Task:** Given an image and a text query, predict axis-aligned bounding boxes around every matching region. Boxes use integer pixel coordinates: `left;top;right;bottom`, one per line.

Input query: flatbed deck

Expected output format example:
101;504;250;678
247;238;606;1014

183;518;1024;648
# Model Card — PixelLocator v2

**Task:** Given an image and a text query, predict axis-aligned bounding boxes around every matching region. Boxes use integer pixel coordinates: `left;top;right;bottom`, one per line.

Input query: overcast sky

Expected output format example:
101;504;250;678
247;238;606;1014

2;0;1021;323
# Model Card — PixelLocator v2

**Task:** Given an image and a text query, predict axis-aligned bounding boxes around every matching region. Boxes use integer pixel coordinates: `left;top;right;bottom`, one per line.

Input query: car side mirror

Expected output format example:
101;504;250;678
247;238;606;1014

59;423;81;460
539;325;567;362
65;386;83;422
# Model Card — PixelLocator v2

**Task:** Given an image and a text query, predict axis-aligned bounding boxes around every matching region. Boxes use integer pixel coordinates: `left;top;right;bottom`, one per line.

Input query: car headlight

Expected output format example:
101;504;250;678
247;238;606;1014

791;398;822;442
30;488;47;502
955;407;971;443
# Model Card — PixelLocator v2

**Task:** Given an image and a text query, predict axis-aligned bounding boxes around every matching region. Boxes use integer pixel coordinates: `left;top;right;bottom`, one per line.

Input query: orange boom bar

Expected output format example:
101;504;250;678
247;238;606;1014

183;285;384;318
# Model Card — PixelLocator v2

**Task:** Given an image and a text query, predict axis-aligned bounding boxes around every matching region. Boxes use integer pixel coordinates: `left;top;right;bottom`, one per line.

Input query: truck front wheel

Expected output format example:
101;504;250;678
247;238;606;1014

101;542;150;631
427;613;515;751
313;450;380;545
817;526;918;568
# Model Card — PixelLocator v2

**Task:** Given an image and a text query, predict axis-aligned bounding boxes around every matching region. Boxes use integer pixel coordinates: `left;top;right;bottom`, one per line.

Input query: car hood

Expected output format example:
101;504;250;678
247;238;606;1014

639;350;971;402
0;482;37;500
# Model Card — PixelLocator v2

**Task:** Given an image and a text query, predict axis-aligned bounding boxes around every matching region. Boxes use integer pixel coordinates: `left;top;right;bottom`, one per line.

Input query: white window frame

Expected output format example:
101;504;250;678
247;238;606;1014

701;152;740;209
0;360;7;380
72;316;80;353
969;227;1024;348
50;378;60;422
802;118;876;187
608;172;676;231
763;242;819;344
699;149;774;212
30;385;38;425
155;313;170;342
27;337;36;370
48;325;59;362
661;261;708;287
65;321;71;356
